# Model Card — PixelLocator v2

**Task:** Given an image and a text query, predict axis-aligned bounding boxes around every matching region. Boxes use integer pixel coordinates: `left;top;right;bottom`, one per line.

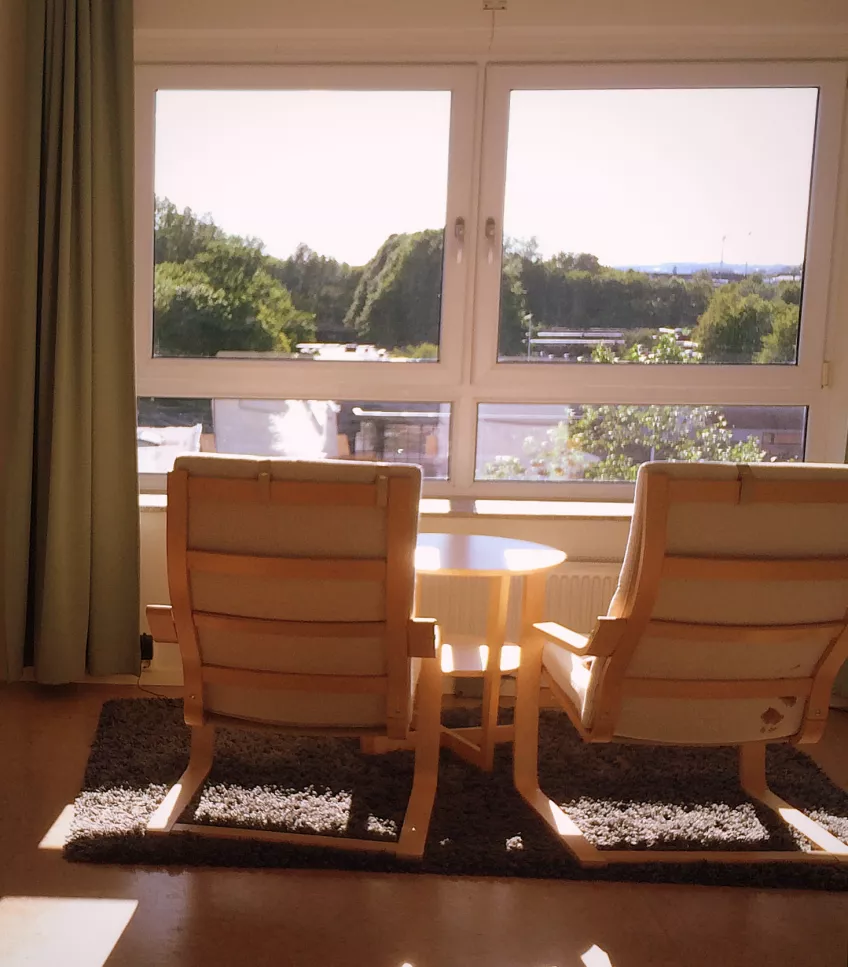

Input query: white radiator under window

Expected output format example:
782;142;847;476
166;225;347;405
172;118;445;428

417;562;620;695
416;562;620;641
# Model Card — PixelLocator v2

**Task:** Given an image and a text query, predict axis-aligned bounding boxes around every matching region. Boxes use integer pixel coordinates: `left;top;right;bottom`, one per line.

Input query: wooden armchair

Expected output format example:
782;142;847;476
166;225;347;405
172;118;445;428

514;461;848;867
145;454;441;859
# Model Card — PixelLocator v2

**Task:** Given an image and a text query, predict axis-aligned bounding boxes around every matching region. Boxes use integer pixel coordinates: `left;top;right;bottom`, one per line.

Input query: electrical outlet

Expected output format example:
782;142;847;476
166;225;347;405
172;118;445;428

140;633;154;662
483;0;507;10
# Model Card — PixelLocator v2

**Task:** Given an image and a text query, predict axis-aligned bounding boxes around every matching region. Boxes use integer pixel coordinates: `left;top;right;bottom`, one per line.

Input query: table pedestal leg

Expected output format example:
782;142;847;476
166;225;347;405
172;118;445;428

478;575;511;770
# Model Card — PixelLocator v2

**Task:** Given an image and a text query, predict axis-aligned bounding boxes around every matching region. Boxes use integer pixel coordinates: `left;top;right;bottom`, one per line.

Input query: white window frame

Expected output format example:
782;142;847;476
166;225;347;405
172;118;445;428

135;64;478;495
468;61;848;498
135;60;848;500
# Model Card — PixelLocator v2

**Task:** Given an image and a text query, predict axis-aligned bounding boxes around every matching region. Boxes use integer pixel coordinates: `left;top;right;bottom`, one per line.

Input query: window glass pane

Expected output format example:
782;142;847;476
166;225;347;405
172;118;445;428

153;90;451;361
137;398;450;478
476;403;806;482
498;89;816;366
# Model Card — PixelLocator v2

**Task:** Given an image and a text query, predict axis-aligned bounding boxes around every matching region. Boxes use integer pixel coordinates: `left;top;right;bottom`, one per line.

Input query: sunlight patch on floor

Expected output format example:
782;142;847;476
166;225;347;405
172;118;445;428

581;944;614;966
37;803;75;850
0;896;138;967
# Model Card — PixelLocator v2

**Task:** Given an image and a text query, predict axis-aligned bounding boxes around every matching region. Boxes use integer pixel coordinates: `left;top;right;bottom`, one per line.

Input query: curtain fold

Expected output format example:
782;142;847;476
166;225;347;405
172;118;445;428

2;0;139;682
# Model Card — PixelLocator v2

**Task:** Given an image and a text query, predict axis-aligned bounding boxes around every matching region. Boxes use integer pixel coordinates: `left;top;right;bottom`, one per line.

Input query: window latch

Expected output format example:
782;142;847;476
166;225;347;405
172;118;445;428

454;216;465;264
484;216;497;264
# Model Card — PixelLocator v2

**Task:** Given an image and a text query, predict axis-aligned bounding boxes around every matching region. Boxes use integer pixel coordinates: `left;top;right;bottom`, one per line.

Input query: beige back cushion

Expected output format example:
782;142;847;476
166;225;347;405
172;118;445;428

173;454;422;728
601;462;848;744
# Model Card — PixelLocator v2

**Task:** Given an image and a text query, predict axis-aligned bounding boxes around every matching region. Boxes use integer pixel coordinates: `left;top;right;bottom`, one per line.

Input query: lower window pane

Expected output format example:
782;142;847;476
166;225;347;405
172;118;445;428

476;403;806;482
137;398;450;479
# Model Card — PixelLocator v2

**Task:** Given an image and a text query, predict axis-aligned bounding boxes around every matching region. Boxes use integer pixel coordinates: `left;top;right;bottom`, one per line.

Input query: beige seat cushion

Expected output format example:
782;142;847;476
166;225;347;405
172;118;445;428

543;642;597;724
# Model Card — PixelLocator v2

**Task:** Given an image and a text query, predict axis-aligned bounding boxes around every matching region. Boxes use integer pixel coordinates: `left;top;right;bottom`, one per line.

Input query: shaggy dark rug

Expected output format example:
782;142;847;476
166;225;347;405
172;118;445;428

65;698;848;890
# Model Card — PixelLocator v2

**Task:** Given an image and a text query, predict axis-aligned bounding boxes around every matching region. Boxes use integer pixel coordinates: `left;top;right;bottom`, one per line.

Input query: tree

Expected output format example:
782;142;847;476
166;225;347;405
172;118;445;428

270;243;363;340
155;197;226;264
391;342;439;360
694;286;776;363
571;406;766;480
496;249;714;359
154;237;315;357
498;248;532;357
592;330;702;365
756;302;800;364
344;229;444;350
481;405;766;482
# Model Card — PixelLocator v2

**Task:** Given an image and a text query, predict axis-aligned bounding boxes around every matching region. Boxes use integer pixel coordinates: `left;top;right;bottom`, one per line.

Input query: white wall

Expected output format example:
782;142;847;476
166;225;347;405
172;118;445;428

134;0;848;63
135;0;848;31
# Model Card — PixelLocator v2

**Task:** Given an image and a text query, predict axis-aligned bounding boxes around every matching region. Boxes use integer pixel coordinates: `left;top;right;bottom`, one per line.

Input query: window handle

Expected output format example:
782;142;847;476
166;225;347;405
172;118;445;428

484;216;497;264
454;216;465;264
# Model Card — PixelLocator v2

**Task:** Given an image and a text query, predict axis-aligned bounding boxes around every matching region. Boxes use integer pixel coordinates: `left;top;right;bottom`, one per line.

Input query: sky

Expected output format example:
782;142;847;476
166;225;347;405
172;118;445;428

155;86;818;269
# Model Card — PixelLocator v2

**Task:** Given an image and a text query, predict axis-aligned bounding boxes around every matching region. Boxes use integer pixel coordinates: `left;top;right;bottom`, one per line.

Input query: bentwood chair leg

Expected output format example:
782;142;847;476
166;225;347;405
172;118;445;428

513;633;544;798
396;658;442;859
512;636;608;867
739;743;848;860
147;723;215;834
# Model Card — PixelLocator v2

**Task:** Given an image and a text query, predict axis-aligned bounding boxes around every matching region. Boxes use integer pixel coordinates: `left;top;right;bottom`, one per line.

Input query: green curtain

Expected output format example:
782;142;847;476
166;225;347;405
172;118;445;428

1;0;139;682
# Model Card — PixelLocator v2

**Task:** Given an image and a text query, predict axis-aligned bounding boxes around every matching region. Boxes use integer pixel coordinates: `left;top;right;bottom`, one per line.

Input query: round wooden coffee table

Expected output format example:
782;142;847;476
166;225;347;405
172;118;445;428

415;533;566;771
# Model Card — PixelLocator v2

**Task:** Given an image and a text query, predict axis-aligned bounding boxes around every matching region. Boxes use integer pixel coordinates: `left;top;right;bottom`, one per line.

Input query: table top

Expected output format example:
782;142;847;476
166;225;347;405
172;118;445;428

414;532;566;576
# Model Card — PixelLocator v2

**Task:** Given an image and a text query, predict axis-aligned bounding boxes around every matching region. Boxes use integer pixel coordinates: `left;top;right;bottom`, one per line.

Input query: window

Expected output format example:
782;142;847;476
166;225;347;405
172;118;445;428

476;403;807;482
137;397;450;478
496;88;815;367
152;89;452;362
136;62;848;498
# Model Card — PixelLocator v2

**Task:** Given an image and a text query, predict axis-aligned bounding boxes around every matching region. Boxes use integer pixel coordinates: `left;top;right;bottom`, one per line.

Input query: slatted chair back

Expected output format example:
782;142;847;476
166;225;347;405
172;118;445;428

584;462;848;744
167;455;423;739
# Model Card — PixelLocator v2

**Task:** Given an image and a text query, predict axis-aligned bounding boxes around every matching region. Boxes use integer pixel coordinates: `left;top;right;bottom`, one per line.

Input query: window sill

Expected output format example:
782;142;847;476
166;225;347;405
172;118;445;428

138;492;632;521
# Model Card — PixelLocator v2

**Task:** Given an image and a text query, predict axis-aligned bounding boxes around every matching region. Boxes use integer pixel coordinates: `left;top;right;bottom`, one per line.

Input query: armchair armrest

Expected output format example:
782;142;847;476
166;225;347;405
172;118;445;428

146;605;177;643
534;621;591;655
534;615;624;658
408;617;440;659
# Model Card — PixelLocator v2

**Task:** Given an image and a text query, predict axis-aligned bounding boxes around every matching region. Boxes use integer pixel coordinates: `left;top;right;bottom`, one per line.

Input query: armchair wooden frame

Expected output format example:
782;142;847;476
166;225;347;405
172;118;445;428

513;468;848;868
145;463;443;860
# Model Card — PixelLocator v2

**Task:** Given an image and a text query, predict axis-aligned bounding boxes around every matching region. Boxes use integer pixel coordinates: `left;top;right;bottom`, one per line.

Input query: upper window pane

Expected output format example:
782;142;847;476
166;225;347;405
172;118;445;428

153;90;451;361
497;88;817;366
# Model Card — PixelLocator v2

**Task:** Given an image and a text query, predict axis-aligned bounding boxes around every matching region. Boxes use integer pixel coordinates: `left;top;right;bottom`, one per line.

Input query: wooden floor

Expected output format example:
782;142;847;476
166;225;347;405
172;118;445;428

1;683;847;967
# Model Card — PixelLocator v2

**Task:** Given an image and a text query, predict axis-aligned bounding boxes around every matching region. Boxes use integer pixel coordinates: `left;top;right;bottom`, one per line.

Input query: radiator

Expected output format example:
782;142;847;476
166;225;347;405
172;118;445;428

417;562;619;696
416;562;620;641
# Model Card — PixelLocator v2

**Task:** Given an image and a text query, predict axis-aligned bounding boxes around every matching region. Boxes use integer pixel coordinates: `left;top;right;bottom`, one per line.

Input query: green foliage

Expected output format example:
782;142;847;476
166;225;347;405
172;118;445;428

694;287;776;363
590;343;617;364
154;197;260;264
572;406;766;481
153;201;315;357
152;197;801;375
270;243;363;339
344;230;444;349
695;281;800;365
498;243;714;358
391;342;439;360
756;302;800;364
592;331;702;365
483;404;767;482
498;248;533;357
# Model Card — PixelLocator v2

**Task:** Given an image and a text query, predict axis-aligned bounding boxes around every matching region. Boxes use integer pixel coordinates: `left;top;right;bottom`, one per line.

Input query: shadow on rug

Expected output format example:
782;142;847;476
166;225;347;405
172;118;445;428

65;698;848;890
